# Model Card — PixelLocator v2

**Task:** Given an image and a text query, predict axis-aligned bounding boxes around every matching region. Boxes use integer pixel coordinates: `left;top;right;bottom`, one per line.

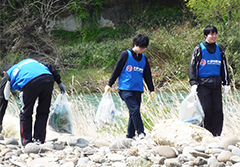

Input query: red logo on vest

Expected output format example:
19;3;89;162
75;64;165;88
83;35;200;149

200;59;206;66
126;65;133;72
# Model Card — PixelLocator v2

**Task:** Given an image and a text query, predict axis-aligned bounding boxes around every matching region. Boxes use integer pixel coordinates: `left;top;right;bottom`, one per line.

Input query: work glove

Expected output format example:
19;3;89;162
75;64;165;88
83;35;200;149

191;85;198;95
224;85;230;94
150;91;156;100
105;85;111;93
58;83;66;94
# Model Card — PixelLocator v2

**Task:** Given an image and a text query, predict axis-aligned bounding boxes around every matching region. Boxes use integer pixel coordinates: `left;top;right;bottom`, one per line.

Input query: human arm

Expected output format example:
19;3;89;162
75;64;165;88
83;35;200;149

40;61;66;93
220;48;230;86
40;62;62;84
143;56;154;92
220;47;231;94
188;44;201;86
107;50;128;87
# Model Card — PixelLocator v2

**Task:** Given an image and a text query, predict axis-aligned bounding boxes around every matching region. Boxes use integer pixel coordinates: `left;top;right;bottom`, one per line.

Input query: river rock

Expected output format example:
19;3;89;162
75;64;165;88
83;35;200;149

153;146;177;158
151;119;214;147
0;148;12;156
232;147;240;156
109;138;132;150
232;162;240;167
24;143;41;154
164;158;182;167
6;137;19;145
230;155;240;163
217;150;233;162
219;136;240;149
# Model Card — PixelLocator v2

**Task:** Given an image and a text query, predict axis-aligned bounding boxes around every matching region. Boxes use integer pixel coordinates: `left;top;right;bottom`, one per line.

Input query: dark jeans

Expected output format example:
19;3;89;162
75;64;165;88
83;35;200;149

19;76;54;146
197;85;223;136
119;90;144;138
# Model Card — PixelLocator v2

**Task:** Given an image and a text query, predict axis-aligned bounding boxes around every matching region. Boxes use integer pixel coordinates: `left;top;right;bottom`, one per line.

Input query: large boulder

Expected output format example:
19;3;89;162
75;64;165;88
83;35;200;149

151;119;214;147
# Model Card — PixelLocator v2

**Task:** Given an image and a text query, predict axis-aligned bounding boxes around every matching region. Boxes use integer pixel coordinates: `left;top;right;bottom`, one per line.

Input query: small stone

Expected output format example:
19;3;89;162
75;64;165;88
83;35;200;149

232;163;240;167
154;146;177;158
219;136;240;149
6;137;19;145
0;148;12;156
194;145;207;152
164;158;182;167
24;143;41;154
76;157;90;166
189;151;211;158
112;162;127;167
0;135;4;140
230;155;240;163
109;138;132;150
53;143;65;150
193;157;207;166
217;150;233;162
232;147;240;156
107;153;125;161
82;146;97;155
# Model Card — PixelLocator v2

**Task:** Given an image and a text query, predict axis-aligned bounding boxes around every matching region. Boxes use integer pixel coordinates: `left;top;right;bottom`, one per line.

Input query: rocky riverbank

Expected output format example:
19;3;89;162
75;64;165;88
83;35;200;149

1;119;240;167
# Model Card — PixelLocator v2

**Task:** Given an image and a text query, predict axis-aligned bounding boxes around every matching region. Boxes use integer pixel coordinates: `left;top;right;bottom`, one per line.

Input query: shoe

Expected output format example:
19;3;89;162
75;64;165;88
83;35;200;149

127;136;136;140
33;139;41;145
138;133;145;140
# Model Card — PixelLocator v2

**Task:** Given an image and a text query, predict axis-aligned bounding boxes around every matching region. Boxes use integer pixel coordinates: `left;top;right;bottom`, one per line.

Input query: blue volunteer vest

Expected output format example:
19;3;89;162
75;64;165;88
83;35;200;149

198;43;221;77
118;50;146;92
7;59;52;91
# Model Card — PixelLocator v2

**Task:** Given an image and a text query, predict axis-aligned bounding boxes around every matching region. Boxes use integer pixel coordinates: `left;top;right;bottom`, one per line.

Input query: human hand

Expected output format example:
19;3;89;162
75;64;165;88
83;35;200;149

150;91;156;100
105;85;111;93
224;85;230;94
58;83;66;94
191;85;198;95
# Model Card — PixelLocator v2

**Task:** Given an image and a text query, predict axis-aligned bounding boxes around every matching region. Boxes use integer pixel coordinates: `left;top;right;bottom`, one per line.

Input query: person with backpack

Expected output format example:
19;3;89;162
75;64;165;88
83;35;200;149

105;34;155;140
188;25;230;136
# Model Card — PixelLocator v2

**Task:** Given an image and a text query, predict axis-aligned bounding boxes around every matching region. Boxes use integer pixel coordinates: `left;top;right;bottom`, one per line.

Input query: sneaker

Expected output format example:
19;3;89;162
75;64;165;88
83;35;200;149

138;133;145;140
127;136;136;140
33;139;41;145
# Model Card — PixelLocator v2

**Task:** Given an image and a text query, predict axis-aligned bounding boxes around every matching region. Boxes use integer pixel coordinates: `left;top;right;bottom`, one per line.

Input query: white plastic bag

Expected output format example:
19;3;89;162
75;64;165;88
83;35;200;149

95;92;116;125
48;94;72;133
179;93;204;126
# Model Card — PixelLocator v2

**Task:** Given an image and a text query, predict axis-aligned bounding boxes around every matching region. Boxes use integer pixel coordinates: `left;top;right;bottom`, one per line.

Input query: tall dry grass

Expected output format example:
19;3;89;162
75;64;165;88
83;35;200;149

5;82;240;140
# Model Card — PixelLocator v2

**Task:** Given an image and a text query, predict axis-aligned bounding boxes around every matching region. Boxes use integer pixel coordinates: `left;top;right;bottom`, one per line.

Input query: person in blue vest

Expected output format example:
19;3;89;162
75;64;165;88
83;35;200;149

188;25;230;136
0;58;66;146
105;34;156;140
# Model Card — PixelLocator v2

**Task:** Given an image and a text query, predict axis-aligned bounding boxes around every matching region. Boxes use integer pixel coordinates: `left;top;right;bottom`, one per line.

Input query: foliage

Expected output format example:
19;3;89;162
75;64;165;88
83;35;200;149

0;0;104;67
130;5;184;29
58;38;131;69
0;0;74;66
55;21;240;91
217;22;240;88
185;0;240;24
69;0;103;42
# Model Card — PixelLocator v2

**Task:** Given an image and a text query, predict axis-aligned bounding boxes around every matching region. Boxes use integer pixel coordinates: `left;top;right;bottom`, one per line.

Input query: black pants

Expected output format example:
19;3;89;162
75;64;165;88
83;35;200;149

19;76;54;146
197;85;223;136
119;90;144;138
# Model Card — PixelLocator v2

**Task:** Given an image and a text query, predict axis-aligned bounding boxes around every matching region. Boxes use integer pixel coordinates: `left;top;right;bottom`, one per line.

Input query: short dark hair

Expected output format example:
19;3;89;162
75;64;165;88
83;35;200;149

133;34;149;48
203;25;218;36
1;64;13;78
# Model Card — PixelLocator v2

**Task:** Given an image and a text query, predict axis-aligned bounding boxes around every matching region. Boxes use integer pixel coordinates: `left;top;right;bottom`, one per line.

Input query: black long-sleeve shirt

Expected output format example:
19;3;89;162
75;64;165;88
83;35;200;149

188;40;230;86
108;48;155;92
